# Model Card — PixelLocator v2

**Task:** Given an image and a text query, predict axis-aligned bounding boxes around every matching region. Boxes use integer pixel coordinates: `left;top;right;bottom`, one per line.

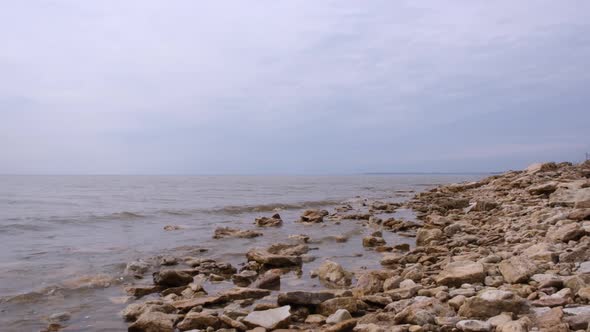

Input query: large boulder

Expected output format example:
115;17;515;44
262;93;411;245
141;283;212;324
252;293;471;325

458;290;529;318
435;261;485;286
243;305;291;329
498;256;538;284
549;180;590;207
317;260;352;288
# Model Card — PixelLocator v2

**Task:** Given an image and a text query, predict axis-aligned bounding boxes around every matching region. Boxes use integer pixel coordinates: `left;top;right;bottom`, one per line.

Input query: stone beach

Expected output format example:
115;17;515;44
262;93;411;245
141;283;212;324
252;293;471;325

51;160;590;331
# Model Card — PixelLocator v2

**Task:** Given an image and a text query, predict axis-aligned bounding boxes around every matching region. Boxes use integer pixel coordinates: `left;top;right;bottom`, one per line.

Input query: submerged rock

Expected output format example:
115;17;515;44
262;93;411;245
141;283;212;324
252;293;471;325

152;269;193;288
213;227;262;239
300;209;328;223
316;260;352;288
255;213;283;227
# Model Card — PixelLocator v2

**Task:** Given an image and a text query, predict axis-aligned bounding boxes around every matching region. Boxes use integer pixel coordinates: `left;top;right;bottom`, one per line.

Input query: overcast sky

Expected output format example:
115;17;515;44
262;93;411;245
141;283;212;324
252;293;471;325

1;1;589;174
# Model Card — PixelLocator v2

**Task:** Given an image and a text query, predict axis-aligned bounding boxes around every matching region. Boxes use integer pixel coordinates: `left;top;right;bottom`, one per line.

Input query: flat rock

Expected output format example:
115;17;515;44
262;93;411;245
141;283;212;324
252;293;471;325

456;320;492;332
458;290;529;318
435;261;485;286
498;256;538;284
243;305;291;329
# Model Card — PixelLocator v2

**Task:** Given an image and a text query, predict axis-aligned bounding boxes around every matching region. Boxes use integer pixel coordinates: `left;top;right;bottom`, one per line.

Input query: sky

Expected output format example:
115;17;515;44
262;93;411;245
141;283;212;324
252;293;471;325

1;1;589;174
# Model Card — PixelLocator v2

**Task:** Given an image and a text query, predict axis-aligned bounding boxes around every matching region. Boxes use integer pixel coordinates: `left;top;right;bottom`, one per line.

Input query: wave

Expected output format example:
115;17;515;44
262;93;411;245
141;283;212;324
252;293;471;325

104;211;146;220
205;199;343;215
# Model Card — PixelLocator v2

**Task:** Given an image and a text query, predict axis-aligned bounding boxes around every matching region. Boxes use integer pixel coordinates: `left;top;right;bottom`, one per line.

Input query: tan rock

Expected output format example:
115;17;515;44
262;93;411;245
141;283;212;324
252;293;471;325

498;256;538;284
458;290;529;318
416;228;443;246
435;260;485;286
243;305;291;330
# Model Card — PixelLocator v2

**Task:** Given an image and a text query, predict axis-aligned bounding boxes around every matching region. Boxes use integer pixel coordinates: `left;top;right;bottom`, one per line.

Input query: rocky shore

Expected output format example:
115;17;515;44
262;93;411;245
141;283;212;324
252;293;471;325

49;161;590;332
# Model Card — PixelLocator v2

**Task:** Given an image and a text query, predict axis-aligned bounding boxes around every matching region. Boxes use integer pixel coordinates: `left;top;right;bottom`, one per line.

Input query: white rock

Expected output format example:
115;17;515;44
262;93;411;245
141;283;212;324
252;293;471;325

326;309;352;324
243;305;291;329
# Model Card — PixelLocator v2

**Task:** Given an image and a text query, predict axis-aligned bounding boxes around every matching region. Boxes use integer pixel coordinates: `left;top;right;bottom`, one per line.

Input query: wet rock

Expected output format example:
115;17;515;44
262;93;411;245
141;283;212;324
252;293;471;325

362;236;386;248
456;320;492;332
435;260;485;286
163;225;182;231
300;209;327;223
219;287;271;302
243;305;291;329
125;260;151;277
213;227;262;239
48;312;71;323
255;213;283;227
250;269;281;290
277;290;343;306
121;302;177;322
317;260;352;288
458;290;529;318
498;256;538;284
246;249;302;267
176;312;220;330
125;285;163;297
128;311;176;332
416;228;443;246
232;270;258;287
153;269;193;288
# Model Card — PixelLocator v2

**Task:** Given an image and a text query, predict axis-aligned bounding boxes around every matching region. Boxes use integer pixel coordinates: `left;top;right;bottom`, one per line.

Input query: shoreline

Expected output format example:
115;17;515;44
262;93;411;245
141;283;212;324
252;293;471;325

45;161;590;331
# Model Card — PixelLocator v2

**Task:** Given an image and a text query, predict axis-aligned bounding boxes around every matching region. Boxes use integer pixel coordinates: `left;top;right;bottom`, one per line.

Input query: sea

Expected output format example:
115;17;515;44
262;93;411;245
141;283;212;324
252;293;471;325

0;174;483;331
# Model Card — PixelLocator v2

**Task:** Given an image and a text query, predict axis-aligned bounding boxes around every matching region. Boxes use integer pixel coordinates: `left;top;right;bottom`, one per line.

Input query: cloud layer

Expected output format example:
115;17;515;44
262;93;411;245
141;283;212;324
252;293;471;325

1;1;589;174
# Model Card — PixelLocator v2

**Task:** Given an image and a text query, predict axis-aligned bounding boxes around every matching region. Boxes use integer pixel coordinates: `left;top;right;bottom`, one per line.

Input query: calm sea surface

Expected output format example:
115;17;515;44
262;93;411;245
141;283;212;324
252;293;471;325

0;174;482;331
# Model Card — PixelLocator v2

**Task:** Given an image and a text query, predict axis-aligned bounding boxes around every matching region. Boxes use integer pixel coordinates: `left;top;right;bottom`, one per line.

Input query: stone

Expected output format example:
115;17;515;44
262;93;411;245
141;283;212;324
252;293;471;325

468;200;499;212
277;290;341;306
213;227;262;239
300;209;326;223
232;270;258;287
528;182;558;195
255;214;283;227
448;295;466;310
153;269;193;288
487;313;512;328
362;236;386;247
219;314;248;331
456;320;492;332
243;305;291;330
250;269;281;290
522;243;557;262
416;228;443;246
569;208;590;221
354;271;385;295
458;290;529;318
498;256;538;284
326;309;352;324
318;297;358;316
535;307;563;330
317;260;352;288
128;311;176;332
578;287;590;301
125;285;163;297
48;312;71;322
435;261;485;286
547;222;585;243
176;312;220;330
324;319;357;332
304;314;326;324
246;249;302;267
219;287;271;302
125;260;151;277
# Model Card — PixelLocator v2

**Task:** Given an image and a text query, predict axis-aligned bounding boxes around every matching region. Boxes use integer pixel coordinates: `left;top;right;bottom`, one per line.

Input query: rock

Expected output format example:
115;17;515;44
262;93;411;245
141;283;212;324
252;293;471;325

128;311;176;332
534;307;564;330
522;243;557;262
448;295;466;310
305;314;326;324
324;319;357;332
163;225;182;231
326;309;352;324
121;302;176;322
354;271;386;295
487;313;512;328
125;260;151;277
177;312;220;330
232;270;258;287
213;227;262;239
317;260;352;288
219;314;248;331
498;256;538;284
456;320;492;332
318;297;358;316
246;249;302;267
458;290;529;318
362;236;386;248
528;182;558;195
569;208;590;221
255;214;283;227
435;261;485;286
300;209;326;223
219;287;271;302
496;319;530;332
547;222;585;243
416;228;443;246
250;269;281;290
578;287;590;301
467;200;498;212
549;180;590;207
243;305;291;329
125;285;163;297
153;270;193;288
172;296;224;311
277;290;340;306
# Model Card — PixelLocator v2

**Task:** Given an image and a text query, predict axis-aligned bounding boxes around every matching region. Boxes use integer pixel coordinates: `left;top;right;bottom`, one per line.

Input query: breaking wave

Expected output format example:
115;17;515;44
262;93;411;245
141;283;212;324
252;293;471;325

205;199;343;215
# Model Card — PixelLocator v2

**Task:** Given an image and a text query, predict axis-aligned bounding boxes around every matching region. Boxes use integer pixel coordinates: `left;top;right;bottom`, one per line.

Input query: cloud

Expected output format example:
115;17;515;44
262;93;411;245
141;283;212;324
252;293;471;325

1;1;589;174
